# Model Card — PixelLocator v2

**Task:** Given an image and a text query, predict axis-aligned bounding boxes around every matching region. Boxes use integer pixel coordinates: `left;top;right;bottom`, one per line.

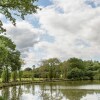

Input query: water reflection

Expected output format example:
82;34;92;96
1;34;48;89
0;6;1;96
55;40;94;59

81;93;100;100
0;81;100;100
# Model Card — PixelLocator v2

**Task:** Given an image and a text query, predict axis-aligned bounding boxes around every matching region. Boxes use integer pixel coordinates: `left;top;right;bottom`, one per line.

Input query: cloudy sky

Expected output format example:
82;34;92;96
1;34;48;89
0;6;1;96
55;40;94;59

1;0;100;68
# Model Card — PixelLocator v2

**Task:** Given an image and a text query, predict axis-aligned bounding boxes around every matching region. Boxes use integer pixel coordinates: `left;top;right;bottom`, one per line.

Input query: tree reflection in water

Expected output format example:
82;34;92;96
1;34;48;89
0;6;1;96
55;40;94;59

0;81;100;100
1;87;10;100
38;83;64;100
0;85;23;100
81;93;100;100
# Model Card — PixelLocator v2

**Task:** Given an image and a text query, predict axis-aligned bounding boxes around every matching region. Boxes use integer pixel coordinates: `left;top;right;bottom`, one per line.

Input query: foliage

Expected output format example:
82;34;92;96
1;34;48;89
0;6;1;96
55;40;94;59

1;35;100;82
0;35;22;82
33;57;100;80
18;71;23;81
0;44;8;63
60;61;67;79
1;68;10;82
41;58;60;80
22;71;33;78
67;68;84;80
0;96;4;100
66;58;85;80
9;50;21;71
11;71;17;81
0;35;16;50
0;35;16;68
24;67;32;71
67;58;84;70
0;0;39;33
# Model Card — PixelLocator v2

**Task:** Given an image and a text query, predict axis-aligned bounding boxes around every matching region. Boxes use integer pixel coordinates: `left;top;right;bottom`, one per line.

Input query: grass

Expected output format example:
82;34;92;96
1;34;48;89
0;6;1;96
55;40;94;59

0;78;44;82
0;78;64;89
0;78;2;82
0;78;45;89
18;78;43;81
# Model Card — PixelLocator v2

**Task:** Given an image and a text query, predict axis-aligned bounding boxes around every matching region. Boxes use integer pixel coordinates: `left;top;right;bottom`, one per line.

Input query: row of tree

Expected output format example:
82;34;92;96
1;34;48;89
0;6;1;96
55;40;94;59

0;35;22;82
2;34;99;81
33;58;100;80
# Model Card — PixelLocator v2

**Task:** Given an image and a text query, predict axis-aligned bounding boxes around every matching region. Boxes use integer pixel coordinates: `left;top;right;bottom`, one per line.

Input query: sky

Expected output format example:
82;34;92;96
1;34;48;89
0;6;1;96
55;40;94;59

1;0;100;68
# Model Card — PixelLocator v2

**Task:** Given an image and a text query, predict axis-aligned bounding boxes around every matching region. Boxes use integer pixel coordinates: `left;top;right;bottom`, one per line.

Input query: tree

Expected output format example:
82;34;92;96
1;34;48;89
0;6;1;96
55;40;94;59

84;60;100;80
67;58;85;80
0;0;39;33
67;68;84;80
41;58;60;80
0;35;16;82
0;35;21;82
24;67;32;71
0;44;8;67
10;50;21;81
22;71;32;78
60;61;68;79
1;67;10;82
32;65;35;81
67;58;84;70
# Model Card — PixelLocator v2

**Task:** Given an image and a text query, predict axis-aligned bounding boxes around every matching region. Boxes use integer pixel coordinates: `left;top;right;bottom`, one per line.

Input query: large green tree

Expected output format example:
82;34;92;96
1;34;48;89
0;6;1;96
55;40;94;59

0;0;39;33
41;58;60;80
67;58;85;80
0;35;15;69
10;50;21;81
0;35;21;82
0;36;15;82
0;44;8;66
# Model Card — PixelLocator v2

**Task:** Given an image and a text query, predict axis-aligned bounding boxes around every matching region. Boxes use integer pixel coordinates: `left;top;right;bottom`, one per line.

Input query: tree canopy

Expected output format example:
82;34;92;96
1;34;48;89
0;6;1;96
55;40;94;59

32;57;100;80
24;67;32;71
0;0;39;33
0;35;16;66
0;35;22;82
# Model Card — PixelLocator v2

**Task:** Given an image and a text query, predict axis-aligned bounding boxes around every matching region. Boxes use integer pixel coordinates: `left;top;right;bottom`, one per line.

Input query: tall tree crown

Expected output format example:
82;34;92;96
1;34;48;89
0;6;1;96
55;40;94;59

0;0;39;33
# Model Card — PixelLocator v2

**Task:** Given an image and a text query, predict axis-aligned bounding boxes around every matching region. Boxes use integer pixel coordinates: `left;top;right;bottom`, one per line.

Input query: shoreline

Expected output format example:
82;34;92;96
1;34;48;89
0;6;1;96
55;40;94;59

0;79;100;89
0;81;43;89
0;80;63;89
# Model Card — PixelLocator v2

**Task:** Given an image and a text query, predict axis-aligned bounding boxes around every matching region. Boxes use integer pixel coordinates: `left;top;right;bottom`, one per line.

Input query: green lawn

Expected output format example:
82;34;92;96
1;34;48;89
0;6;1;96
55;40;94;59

0;78;44;83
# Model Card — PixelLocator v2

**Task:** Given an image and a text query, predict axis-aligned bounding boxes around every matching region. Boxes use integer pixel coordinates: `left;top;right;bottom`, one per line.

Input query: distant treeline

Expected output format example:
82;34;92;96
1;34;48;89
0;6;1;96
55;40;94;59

1;35;100;82
30;58;100;80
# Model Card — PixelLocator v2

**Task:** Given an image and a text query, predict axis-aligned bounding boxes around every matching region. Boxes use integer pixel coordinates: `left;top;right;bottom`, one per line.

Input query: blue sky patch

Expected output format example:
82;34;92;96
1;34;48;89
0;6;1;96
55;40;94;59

40;33;55;43
37;0;52;7
84;0;100;8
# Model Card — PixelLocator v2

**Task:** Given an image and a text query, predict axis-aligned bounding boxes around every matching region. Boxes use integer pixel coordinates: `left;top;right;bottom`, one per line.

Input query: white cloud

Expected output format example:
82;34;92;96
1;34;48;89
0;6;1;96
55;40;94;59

4;21;43;50
2;0;100;67
3;21;44;67
36;0;100;61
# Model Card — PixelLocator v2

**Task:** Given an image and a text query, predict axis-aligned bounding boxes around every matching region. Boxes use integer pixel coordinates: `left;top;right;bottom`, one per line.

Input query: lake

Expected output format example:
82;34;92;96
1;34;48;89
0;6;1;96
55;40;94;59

0;81;100;100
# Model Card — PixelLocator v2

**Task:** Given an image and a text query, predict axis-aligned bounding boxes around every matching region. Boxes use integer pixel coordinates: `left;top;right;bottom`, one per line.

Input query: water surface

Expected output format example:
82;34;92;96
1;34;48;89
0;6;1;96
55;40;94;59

0;81;100;100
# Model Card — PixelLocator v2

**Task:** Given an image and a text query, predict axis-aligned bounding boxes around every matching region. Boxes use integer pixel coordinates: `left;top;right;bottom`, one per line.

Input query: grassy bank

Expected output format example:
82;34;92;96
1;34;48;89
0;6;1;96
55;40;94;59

0;78;43;89
0;81;43;89
0;78;63;89
0;78;99;89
